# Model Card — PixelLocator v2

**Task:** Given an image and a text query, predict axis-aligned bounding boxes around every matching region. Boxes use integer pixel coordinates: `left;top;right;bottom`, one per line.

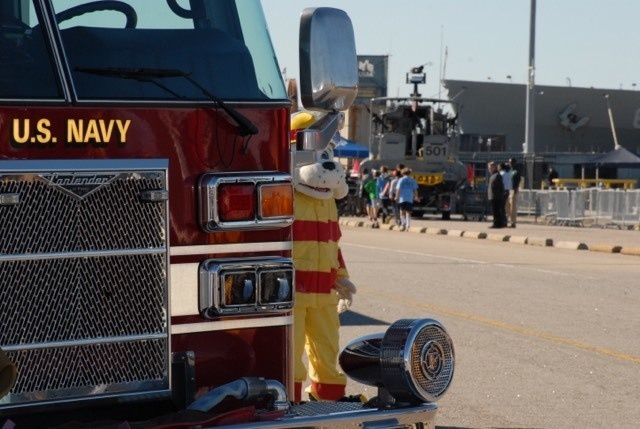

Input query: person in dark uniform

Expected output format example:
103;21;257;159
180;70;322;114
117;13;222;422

487;162;505;228
547;167;559;188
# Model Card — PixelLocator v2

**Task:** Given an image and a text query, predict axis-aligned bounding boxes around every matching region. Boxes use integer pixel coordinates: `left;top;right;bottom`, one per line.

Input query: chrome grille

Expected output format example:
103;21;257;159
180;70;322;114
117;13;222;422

410;324;454;398
0;159;170;410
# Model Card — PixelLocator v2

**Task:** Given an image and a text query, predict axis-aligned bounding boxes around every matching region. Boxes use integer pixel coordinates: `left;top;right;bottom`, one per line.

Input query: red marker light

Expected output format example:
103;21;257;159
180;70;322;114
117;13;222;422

218;183;255;222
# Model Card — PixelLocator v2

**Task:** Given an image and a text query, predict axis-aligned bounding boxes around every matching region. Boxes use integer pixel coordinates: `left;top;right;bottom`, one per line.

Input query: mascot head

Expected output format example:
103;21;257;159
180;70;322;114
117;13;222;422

291;111;349;201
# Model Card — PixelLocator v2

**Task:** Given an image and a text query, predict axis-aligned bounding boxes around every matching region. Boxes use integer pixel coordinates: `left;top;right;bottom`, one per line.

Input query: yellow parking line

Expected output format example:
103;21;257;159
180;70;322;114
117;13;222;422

367;290;640;365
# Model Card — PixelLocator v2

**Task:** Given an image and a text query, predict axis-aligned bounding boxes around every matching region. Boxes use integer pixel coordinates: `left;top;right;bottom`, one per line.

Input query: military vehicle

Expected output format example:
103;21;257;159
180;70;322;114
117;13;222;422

361;66;468;219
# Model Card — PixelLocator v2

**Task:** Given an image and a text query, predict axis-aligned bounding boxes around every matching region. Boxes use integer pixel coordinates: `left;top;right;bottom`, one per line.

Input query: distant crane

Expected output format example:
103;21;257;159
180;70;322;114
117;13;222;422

604;94;620;150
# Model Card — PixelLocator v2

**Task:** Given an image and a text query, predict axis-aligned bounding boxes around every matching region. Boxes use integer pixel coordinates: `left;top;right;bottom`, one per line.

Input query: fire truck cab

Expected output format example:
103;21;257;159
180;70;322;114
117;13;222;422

0;1;454;428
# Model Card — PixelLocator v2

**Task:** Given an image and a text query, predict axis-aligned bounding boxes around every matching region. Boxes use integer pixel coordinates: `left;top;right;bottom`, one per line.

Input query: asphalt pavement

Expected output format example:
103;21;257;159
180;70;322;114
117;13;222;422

338;213;640;256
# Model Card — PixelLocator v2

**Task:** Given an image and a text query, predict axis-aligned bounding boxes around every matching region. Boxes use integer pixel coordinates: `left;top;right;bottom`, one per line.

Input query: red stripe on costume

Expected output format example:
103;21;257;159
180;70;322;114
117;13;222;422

293;219;341;243
310;380;346;401
295;269;338;294
337;249;347;272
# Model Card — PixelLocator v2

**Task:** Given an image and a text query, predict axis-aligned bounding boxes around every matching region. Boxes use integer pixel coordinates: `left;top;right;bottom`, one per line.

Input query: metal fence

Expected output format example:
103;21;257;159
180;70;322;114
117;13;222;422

516;188;640;228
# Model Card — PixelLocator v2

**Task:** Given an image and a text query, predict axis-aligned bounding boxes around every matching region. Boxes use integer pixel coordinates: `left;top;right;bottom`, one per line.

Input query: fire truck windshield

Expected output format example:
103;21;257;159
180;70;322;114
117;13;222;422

0;0;286;101
76;65;259;135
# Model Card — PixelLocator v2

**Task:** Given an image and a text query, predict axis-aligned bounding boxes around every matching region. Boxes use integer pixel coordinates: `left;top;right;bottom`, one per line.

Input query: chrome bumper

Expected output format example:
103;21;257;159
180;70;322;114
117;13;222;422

216;401;438;429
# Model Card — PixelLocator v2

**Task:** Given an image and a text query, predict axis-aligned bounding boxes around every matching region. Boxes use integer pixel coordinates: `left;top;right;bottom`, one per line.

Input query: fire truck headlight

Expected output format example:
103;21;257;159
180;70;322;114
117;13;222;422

199;173;293;231
339;319;454;404
222;272;256;306
200;258;294;317
259;270;293;304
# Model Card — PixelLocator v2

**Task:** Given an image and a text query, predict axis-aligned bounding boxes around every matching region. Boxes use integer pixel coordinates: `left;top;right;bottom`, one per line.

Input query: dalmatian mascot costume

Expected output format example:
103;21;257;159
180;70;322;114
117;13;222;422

290;111;357;403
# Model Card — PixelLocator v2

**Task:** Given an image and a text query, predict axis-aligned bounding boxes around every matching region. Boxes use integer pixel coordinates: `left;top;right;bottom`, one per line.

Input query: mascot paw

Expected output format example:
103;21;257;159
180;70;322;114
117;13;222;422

337;298;350;314
335;278;356;313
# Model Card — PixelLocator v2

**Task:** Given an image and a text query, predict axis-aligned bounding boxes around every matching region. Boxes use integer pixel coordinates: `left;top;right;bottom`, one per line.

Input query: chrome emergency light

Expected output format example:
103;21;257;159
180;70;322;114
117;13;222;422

339;319;454;404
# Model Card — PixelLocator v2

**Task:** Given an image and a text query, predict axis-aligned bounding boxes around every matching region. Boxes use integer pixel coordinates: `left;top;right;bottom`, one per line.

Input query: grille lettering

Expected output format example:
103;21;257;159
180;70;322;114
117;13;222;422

41;172;119;199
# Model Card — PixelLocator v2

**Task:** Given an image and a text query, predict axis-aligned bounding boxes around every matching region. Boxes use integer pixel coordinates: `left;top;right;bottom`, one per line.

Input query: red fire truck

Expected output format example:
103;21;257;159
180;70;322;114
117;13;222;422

0;1;454;427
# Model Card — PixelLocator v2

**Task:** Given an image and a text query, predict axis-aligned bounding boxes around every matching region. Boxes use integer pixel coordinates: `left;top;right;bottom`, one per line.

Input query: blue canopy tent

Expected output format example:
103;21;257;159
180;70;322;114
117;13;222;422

334;138;369;158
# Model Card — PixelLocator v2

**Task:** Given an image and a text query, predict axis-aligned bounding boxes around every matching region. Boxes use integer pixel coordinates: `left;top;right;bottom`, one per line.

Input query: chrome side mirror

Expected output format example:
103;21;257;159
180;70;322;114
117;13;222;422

299;7;358;111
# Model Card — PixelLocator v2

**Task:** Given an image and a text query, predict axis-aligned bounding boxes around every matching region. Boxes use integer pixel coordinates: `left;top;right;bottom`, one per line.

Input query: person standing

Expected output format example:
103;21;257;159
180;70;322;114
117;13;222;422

487;162;505;228
395;167;418;231
508;158;522;227
358;168;373;219
547;167;559;188
364;170;380;227
384;169;402;226
499;162;512;227
376;165;391;223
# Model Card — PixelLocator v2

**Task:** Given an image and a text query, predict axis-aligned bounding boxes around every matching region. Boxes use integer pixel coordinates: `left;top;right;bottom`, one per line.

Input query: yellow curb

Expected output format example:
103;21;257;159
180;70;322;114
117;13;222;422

426;227;447;235
447;229;464;237
486;233;510;242
589;243;622;253
555;241;588;250
620;247;640;256
527;237;553;247
508;235;528;244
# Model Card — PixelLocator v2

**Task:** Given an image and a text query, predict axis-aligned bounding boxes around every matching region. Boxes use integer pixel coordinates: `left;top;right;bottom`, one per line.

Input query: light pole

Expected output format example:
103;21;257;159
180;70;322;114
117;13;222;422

524;0;536;189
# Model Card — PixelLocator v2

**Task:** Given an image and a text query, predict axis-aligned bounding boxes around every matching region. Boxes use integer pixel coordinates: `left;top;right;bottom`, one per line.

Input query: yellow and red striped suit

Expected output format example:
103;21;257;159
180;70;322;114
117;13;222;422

292;191;348;402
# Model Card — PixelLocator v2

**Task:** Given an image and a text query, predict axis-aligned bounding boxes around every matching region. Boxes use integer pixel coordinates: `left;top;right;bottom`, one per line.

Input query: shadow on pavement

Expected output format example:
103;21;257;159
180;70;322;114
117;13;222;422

339;310;389;326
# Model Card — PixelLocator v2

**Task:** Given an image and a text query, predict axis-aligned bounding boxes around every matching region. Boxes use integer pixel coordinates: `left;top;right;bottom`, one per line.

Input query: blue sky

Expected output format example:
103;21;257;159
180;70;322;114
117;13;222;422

261;0;640;99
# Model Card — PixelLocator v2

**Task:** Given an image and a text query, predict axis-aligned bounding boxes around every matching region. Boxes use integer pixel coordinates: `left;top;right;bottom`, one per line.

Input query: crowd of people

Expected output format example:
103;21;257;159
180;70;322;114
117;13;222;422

342;160;565;230
357;163;419;231
487;158;522;228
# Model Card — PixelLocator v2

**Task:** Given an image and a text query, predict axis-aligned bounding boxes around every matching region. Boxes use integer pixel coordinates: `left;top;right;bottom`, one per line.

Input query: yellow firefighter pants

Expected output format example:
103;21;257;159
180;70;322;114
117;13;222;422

293;291;346;401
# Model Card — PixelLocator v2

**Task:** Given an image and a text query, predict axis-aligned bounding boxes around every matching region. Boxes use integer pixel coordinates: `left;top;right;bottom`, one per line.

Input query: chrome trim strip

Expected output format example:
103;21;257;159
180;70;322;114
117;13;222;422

171;315;292;335
0;247;166;262
0;158;167;172
1;333;166;352
170;241;291;256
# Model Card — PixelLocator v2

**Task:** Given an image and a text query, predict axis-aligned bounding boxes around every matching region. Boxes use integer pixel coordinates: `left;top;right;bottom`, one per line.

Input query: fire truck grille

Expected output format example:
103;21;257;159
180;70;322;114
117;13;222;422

0;254;166;345
0;160;170;409
8;340;166;395
0;171;166;254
